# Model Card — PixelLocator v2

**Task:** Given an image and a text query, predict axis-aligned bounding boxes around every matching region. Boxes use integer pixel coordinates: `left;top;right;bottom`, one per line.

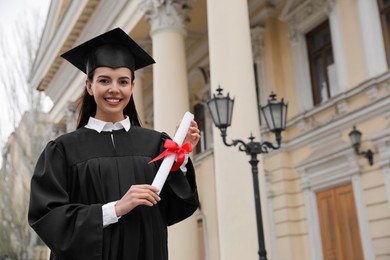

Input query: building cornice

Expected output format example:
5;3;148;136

263;71;390;151
30;0;91;91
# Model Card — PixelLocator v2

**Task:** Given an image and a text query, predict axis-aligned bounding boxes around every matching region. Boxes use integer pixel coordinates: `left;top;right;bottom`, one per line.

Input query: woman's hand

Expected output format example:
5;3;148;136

115;185;160;217
182;120;201;148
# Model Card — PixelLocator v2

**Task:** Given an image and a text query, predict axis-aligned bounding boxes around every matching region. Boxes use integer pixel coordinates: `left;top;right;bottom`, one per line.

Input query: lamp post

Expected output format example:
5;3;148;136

207;86;288;260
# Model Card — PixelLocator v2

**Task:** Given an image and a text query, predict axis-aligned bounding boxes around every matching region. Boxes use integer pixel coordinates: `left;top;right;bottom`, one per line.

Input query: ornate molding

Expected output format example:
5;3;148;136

139;0;195;36
281;0;336;34
324;0;336;15
251;26;265;62
66;102;77;133
336;100;349;115
296;149;359;192
288;28;299;44
366;85;379;101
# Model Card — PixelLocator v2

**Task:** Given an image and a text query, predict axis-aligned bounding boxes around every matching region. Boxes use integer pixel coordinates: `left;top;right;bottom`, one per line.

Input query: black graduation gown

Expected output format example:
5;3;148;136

28;126;199;260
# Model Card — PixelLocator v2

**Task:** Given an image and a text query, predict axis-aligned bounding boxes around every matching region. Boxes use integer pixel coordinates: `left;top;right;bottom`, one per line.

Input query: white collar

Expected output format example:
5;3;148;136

85;116;131;133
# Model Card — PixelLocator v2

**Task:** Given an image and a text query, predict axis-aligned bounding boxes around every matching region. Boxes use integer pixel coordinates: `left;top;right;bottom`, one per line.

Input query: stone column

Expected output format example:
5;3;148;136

133;69;145;125
140;0;194;136
356;0;388;77
139;1;197;260
207;1;265;259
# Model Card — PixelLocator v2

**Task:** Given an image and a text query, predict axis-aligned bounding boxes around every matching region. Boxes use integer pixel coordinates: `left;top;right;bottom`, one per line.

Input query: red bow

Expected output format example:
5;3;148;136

148;139;192;171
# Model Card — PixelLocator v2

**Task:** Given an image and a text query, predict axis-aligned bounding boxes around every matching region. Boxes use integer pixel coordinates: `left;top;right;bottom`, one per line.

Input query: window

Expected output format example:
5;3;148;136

378;0;390;66
194;103;207;154
306;20;335;106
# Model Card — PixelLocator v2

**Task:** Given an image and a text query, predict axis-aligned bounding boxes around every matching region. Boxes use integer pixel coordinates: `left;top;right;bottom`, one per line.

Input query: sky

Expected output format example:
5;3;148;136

0;0;51;154
0;0;50;35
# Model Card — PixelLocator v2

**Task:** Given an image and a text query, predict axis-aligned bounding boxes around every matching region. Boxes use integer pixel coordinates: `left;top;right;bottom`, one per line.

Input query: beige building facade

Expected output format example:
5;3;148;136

0;112;52;259
29;0;390;259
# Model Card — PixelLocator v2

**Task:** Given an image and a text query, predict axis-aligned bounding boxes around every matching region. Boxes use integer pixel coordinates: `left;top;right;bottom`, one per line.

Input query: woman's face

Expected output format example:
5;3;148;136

86;67;134;122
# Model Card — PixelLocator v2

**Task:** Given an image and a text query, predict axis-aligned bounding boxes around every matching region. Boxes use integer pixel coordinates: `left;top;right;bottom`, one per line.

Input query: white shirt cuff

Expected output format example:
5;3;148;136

102;201;120;228
179;153;190;174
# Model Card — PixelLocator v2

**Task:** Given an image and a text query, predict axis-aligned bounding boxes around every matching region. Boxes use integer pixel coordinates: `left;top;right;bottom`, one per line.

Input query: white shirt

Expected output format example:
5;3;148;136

85;116;131;133
85;116;189;227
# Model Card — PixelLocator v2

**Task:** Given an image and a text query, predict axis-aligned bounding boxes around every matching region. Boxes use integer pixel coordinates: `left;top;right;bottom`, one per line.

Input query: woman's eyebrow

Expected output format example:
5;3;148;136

96;75;130;80
118;76;131;80
96;75;111;79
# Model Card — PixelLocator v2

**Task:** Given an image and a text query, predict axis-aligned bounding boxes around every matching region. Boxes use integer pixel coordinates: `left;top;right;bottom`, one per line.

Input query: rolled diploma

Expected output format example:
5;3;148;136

151;112;194;194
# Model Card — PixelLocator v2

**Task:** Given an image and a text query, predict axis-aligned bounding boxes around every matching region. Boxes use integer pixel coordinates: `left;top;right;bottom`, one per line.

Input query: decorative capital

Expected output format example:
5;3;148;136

251;26;265;62
66;102;77;133
288;28;299;44
324;0;336;15
139;0;195;36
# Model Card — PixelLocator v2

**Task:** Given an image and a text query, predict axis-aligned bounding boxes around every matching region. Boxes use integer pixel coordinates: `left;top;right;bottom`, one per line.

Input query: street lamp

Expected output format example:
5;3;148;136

348;126;373;166
207;86;288;260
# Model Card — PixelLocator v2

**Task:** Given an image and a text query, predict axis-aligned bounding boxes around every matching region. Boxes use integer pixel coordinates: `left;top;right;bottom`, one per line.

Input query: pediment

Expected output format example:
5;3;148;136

280;0;334;28
295;132;360;191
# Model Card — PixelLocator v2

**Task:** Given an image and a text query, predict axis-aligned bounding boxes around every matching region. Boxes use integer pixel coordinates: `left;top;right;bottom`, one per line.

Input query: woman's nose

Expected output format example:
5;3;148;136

108;83;119;93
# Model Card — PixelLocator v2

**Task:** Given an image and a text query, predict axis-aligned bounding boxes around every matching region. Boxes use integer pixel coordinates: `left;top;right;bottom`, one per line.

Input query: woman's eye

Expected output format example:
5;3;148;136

99;79;109;84
119;80;129;85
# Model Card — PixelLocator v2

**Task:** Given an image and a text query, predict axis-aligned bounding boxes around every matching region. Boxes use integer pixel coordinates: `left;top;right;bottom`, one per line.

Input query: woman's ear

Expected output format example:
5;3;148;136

86;80;93;96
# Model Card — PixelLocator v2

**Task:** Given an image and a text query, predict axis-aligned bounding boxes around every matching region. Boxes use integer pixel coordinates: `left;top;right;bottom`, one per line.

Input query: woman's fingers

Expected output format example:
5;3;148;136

132;185;160;204
183;120;201;146
116;185;161;216
139;185;161;204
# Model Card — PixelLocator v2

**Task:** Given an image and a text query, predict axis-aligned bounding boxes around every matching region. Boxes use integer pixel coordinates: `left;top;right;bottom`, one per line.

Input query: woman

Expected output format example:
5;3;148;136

28;28;200;260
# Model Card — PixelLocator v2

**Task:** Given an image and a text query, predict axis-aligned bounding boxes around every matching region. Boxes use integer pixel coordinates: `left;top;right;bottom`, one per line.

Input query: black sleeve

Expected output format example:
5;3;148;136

28;141;103;260
158;133;200;226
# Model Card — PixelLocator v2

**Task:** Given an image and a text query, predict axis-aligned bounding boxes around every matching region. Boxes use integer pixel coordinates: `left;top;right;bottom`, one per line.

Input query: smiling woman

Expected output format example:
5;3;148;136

28;28;201;260
86;67;135;123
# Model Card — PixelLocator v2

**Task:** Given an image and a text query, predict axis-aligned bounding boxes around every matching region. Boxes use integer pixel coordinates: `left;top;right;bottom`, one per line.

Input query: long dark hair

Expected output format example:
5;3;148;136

76;69;142;129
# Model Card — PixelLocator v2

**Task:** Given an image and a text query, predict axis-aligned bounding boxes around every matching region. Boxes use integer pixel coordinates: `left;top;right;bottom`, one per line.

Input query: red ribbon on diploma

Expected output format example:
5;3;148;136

148;139;192;171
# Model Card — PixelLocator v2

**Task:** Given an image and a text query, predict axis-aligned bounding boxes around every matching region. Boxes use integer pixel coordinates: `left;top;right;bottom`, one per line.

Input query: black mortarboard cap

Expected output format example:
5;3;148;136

61;28;155;74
